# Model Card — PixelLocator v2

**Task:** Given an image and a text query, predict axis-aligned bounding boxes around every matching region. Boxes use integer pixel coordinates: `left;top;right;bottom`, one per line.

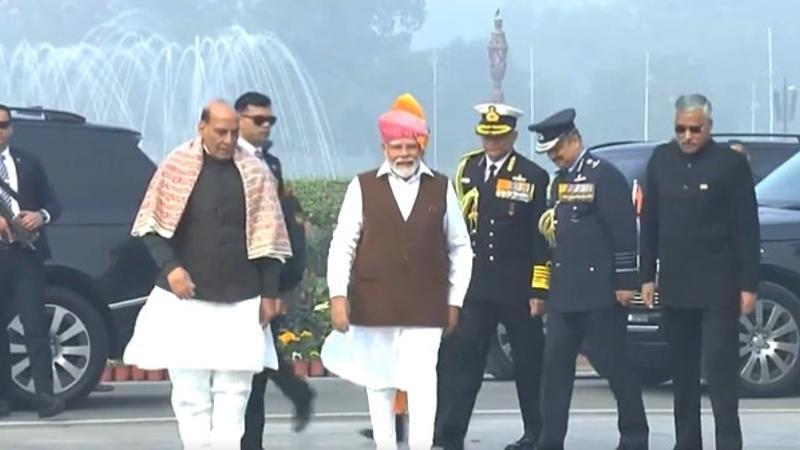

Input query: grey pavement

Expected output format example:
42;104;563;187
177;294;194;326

0;379;798;449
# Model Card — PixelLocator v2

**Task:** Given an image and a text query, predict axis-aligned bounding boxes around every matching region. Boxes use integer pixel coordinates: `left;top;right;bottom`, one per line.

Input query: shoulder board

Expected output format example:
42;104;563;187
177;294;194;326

454;148;485;200
459;148;485;162
584;156;601;169
507;155;517;172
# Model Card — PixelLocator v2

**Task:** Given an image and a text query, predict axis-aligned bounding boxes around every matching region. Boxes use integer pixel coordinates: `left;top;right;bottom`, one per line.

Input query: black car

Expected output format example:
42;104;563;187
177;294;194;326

3;107;156;406
486;134;800;397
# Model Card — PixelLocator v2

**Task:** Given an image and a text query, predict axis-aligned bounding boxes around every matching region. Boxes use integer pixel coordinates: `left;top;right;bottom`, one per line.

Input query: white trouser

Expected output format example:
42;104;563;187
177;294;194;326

366;366;438;450
169;368;255;450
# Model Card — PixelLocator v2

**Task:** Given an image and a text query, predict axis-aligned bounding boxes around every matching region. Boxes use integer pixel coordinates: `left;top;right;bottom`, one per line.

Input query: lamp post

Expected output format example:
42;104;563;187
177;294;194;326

488;9;508;103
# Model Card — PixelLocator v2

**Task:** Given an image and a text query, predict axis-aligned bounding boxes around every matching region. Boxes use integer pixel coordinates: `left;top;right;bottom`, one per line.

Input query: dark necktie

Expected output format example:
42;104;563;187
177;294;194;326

486;163;497;185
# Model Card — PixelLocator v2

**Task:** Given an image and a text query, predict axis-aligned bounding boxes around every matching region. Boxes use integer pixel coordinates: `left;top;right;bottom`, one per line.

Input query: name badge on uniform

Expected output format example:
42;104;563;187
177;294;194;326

558;183;595;202
495;177;534;202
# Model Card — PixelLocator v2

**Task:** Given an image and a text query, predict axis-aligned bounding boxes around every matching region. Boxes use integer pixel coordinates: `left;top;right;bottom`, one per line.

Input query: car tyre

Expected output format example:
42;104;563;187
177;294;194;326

486;324;514;380
5;286;109;407
738;281;800;397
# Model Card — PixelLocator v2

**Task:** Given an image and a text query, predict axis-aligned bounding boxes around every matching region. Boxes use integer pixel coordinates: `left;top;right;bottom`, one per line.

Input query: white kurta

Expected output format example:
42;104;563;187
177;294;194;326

124;286;279;371
321;161;473;389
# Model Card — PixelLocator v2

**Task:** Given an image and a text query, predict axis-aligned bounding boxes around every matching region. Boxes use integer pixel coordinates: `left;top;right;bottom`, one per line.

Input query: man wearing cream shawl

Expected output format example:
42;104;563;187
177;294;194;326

322;93;473;450
124;100;292;450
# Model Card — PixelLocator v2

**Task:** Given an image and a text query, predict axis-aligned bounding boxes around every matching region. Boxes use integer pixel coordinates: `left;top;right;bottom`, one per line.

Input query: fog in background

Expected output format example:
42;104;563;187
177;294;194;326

0;0;797;177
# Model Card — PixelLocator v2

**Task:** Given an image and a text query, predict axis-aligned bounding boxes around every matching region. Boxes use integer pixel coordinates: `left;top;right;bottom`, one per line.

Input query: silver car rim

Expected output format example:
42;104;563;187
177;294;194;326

7;304;92;394
739;299;800;385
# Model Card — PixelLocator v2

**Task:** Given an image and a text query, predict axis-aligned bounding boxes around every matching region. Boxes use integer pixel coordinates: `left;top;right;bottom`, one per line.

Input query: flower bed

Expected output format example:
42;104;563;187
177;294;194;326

101;361;168;382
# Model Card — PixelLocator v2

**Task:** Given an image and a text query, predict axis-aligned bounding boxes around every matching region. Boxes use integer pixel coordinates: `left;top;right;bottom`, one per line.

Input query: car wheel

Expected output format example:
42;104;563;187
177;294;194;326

486;324;514;380
738;282;800;397
5;286;109;406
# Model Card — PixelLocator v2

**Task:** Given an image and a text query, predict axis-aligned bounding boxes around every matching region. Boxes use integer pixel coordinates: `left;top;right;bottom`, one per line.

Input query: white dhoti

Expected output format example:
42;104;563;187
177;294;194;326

124;286;279;450
321;326;443;450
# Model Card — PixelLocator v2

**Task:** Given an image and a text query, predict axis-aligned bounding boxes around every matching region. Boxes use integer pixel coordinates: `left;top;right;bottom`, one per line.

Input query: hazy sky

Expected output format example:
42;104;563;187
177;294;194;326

412;0;622;49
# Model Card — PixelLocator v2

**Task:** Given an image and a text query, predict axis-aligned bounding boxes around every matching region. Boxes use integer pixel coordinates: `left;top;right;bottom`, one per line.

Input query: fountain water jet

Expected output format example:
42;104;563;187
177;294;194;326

0;13;338;178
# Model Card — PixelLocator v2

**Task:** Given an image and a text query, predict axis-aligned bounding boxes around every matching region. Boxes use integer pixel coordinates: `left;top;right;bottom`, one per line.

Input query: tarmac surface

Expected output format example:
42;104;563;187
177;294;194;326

0;378;798;449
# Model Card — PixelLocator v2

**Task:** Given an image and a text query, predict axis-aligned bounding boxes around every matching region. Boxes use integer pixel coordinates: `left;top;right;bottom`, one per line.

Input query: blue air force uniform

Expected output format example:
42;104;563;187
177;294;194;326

532;109;649;450
434;103;547;450
549;149;639;311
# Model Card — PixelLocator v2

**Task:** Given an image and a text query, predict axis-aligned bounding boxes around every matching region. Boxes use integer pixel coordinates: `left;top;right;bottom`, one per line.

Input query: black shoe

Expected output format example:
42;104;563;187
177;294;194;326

93;383;115;393
36;394;66;419
358;428;374;440
292;387;315;432
357;422;405;444
505;434;538;450
395;414;406;442
0;398;10;417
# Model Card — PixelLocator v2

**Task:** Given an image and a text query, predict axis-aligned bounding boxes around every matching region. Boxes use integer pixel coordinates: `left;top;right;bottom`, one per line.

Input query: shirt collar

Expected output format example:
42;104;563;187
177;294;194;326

0;146;9;160
568;148;588;173
484;151;512;171
236;138;262;156
377;160;433;181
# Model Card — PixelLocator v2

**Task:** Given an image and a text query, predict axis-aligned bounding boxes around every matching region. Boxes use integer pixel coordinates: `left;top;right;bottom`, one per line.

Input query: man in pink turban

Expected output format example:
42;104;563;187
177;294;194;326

321;94;473;450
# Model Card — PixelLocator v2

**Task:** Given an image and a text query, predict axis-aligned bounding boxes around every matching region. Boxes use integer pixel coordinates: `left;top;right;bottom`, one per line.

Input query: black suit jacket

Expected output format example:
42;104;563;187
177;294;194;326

4;147;61;261
257;146;306;293
640;140;760;309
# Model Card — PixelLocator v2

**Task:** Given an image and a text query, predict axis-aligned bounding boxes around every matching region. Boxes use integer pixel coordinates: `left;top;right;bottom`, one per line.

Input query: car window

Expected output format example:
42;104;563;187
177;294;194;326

746;144;799;184
10;123;155;224
591;145;655;184
756;151;800;209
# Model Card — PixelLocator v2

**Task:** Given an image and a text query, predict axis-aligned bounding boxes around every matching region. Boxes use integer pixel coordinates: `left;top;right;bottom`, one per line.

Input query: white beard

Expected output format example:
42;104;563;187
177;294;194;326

390;159;420;179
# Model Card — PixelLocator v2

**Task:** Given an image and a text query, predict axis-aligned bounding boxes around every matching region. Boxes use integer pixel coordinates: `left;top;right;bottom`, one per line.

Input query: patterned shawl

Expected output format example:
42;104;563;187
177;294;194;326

131;138;292;260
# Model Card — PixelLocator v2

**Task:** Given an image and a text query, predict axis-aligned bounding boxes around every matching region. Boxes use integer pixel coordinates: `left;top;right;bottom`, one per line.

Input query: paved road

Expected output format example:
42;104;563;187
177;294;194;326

1;379;798;449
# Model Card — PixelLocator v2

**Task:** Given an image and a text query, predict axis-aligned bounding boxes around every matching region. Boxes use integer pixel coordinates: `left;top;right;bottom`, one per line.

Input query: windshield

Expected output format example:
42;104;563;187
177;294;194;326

756;151;800;209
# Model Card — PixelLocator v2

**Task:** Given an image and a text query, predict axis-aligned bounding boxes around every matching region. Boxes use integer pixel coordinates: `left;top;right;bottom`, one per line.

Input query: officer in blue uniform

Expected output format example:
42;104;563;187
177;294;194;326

532;109;649;450
434;103;549;450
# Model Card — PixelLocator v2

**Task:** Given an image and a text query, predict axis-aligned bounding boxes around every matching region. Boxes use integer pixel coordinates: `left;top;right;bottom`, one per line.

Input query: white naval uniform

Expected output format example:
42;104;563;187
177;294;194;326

321;161;473;450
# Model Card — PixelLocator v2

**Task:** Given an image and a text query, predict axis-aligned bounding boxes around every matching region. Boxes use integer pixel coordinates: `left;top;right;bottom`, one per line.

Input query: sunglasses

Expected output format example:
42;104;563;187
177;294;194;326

242;115;277;127
0;121;11;129
675;125;703;134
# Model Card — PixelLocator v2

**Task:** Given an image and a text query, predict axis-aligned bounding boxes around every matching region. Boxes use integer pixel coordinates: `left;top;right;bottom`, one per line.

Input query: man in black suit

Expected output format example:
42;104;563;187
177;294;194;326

0;104;65;418
640;94;759;450
235;92;314;450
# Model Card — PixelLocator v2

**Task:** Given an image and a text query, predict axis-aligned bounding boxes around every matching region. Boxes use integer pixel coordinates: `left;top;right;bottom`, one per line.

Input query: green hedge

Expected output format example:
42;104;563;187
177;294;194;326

279;179;348;359
288;178;349;237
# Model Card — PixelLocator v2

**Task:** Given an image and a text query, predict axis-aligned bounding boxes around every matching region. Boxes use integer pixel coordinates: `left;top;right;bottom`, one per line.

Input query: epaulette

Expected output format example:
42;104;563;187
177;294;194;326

454;148;485;200
459;148;485;162
584;156;601;170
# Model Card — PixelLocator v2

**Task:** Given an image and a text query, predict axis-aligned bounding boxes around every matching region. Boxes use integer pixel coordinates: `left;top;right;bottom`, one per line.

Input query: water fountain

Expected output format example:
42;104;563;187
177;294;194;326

0;12;338;178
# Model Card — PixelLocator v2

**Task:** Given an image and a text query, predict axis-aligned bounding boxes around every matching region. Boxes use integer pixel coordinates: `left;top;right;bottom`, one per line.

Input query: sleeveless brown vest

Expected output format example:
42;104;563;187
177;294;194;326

348;170;449;327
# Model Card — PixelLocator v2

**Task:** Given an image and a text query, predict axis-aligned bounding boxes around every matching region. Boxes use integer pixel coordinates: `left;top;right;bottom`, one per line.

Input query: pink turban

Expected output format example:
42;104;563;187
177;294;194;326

378;109;428;145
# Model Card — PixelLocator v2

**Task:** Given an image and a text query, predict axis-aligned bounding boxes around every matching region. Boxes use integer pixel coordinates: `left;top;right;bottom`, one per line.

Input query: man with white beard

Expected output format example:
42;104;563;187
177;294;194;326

321;93;473;450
